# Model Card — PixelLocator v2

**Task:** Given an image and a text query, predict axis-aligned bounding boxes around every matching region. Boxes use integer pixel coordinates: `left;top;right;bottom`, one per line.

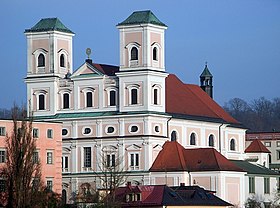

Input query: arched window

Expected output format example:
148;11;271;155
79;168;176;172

131;89;138;105
171;131;177;142
230;139;236;151
60;54;65;67
131;47;138;60
190;133;196;145
86;92;93;107
62;189;67;205
38;94;45;110
153;88;158;105
153;47;158;61
38;54;45;67
63;93;70;109
208;134;214;147
109;90;116;106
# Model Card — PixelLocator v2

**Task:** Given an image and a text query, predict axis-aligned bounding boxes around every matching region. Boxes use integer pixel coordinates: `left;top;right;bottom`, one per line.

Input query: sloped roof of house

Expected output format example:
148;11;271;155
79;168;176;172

117;10;167;27
165;74;240;125
25;18;74;34
150;141;244;172
115;184;232;207
231;160;278;176
245;139;271;153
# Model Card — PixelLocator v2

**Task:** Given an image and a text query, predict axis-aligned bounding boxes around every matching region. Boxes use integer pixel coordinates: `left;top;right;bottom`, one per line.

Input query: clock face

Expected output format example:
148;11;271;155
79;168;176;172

86;48;91;57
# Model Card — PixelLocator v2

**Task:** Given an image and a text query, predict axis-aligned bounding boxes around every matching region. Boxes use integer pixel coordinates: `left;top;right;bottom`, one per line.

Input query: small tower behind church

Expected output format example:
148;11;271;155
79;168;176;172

200;63;213;98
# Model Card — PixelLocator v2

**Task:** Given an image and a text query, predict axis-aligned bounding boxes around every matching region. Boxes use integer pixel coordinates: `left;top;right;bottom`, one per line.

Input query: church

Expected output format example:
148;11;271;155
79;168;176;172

24;10;279;207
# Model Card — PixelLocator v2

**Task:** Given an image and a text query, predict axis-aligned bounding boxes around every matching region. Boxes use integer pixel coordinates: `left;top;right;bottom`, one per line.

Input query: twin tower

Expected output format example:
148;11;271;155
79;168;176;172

24;11;213;117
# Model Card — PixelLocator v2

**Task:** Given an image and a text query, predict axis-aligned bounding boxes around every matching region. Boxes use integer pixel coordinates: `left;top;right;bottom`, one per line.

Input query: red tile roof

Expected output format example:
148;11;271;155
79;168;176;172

165;74;239;124
150;141;244;172
245;139;271;153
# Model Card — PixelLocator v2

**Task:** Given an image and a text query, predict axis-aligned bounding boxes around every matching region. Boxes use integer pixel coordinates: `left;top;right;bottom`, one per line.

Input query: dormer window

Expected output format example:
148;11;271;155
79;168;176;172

60;54;65;67
131;47;138;60
38;54;45;67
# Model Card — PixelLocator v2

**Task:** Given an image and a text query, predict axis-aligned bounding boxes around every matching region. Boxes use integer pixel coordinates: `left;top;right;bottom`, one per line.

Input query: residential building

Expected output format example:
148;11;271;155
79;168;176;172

23;10;279;207
0;119;62;193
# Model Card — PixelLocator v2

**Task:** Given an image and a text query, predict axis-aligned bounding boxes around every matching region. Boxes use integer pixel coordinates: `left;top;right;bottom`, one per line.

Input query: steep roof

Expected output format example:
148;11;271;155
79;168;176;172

117;10;167;27
231;160;278;176
165;74;240;124
200;64;213;77
115;184;232;207
245;139;271;153
150;141;244;172
25;18;74;34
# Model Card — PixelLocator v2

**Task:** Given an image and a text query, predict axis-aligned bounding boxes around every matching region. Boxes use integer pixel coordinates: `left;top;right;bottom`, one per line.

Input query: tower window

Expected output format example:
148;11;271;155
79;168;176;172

171;131;177;142
153;88;158;105
230;139;236;151
109;90;116;106
131;89;138;105
38;94;45;110
63;93;70;109
131;47;138;60
86;92;93;107
190;133;196;145
38;54;45;67
60;54;65;67
153;47;158;61
208;134;214;147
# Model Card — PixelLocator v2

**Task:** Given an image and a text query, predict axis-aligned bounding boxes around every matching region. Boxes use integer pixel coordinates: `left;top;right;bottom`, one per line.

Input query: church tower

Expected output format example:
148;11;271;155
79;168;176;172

200;63;213;98
24;18;74;116
116;10;168;112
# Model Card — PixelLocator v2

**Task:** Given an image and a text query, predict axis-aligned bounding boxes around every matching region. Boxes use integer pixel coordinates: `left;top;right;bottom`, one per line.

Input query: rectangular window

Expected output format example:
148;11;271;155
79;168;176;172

0;151;5;163
0;180;5;192
249;176;255;193
33;151;39;164
0;127;6;136
130;153;139;168
47;129;53;138
106;154;116;167
47;152;53;164
84;147;91;168
264;177;270;194
264;142;271;147
46;180;53;192
277;151;280;160
33;128;39;138
62;156;69;172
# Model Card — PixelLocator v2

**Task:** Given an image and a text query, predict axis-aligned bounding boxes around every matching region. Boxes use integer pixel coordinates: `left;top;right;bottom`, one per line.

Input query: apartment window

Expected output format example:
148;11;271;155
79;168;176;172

264;142;271;147
190;133;196;145
62;156;69;172
60;54;65;67
84;147;91;168
63;93;70;109
38;54;45;67
106;154;115;168
86;92;93;107
109;90;116;106
0;180;5;192
264;177;270;194
46;180;53;192
33;152;39;164
131;89;138;105
38;94;45;110
0;151;5;163
130;153;139;168
33;128;39;138
249;176;255;193
47;129;53;138
0;127;6;136
47;152;53;164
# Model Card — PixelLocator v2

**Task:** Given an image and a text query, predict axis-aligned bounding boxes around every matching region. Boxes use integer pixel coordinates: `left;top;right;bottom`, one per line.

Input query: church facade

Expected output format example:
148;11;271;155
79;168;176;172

24;11;278;207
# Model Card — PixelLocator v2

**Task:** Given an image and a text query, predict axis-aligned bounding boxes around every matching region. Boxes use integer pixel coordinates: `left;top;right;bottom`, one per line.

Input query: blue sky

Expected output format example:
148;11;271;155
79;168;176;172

0;0;279;109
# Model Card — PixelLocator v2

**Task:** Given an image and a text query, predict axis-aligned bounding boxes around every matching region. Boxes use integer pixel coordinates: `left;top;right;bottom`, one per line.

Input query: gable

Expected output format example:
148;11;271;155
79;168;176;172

71;62;104;78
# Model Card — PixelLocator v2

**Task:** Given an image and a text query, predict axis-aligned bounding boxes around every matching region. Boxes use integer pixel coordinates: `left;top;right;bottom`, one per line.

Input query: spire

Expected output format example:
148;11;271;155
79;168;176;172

200;62;213;98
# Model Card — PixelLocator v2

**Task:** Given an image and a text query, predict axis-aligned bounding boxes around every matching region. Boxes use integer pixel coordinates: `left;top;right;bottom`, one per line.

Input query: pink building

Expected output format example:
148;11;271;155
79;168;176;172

0;119;62;193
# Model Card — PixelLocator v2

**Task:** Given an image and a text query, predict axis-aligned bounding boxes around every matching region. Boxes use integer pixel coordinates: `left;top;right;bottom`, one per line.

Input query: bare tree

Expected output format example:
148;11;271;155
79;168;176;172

0;106;45;207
